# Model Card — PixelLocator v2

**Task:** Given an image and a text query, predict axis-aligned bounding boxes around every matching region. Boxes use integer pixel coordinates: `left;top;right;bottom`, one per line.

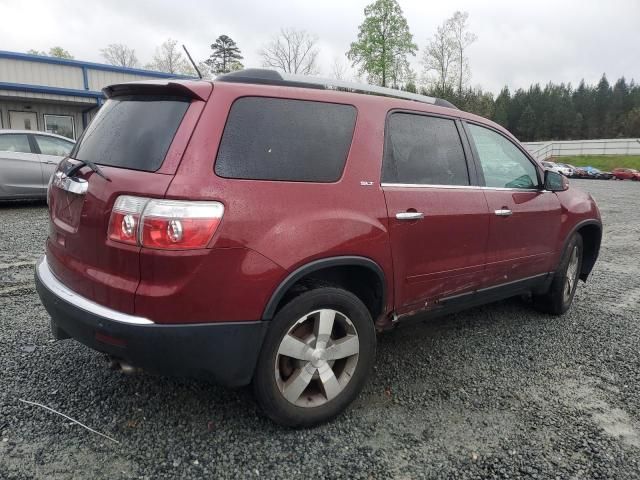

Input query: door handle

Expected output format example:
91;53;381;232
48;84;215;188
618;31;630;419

45;161;56;165
494;209;513;217
396;211;424;220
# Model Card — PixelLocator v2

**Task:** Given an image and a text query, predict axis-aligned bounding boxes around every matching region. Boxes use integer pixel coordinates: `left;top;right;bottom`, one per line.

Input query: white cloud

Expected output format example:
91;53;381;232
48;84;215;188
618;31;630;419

0;0;638;93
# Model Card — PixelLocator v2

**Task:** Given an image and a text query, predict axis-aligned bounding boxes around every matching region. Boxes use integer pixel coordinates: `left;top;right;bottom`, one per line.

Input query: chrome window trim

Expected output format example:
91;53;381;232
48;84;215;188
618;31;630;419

380;182;547;192
36;256;154;325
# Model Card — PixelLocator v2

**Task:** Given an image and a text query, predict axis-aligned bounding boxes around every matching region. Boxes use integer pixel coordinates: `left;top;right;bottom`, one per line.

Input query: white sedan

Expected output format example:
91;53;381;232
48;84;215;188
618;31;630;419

541;161;573;177
0;130;75;200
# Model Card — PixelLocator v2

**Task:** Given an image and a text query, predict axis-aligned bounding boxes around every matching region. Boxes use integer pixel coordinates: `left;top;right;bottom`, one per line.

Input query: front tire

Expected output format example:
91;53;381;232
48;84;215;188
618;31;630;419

253;287;376;427
534;233;583;315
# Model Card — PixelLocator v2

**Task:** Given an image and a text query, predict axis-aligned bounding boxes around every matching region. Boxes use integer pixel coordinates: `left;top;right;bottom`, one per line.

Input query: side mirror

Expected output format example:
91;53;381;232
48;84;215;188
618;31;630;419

544;170;569;192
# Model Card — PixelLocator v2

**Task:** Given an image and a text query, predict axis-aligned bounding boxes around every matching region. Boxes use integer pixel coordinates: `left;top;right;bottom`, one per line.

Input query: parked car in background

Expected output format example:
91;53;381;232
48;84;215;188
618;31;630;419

541;161;573;177
612;168;640;181
596;171;614;180
570;166;590;178
561;163;583;178
580;166;613;180
554;162;575;177
581;166;601;179
35;71;602;427
0;130;75;200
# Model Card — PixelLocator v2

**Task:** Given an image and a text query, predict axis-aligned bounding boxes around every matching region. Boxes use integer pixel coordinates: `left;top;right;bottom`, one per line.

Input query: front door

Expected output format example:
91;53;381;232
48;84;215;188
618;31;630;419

382;112;490;315
9;111;38;131
465;123;561;286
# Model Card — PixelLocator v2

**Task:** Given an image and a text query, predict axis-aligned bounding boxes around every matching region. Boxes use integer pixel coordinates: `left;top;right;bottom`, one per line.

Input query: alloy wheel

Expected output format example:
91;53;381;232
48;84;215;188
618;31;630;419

274;309;360;408
564;245;580;303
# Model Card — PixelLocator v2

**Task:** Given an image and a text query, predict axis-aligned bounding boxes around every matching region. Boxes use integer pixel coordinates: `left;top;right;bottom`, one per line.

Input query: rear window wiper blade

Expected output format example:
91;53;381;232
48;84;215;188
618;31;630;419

66;159;110;181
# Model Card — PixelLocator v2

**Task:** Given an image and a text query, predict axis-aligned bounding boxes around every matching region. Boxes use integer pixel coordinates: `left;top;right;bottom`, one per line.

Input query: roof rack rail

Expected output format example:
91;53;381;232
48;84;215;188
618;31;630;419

216;69;457;109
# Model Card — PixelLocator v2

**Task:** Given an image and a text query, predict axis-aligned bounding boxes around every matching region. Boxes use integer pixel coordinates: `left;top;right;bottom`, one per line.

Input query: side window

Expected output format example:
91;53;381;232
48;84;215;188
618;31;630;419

382;113;469;185
215;97;356;182
35;135;74;156
0;134;31;154
467;124;539;189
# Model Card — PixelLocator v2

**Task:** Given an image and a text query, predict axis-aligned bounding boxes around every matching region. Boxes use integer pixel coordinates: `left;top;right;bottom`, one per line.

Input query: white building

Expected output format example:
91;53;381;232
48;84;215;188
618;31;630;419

0;50;189;140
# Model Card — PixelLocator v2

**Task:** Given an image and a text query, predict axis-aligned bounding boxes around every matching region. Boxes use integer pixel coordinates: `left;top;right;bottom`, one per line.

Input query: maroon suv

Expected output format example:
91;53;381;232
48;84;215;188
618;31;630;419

36;70;602;426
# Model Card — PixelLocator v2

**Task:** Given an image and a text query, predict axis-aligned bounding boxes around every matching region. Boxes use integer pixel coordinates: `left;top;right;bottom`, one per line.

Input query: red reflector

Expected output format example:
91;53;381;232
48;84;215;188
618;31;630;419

141;217;222;250
108;211;139;245
95;331;127;347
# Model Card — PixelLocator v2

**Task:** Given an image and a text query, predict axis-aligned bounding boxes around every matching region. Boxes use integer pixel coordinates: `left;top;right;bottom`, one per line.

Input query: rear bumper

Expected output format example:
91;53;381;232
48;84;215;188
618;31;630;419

35;256;268;387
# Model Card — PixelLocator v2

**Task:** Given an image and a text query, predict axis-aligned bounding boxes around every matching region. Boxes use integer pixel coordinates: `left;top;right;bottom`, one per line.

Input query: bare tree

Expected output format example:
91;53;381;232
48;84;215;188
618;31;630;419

260;28;319;75
331;57;348;80
100;44;138;68
146;38;191;74
422;21;456;93
448;11;477;95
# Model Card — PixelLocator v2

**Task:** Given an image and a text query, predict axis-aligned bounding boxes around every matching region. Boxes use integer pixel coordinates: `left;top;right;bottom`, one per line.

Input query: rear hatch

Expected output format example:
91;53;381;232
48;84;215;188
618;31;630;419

46;81;211;314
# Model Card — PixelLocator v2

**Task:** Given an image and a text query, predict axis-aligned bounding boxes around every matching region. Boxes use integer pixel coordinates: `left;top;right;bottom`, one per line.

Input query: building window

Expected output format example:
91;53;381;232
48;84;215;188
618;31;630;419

43;114;76;140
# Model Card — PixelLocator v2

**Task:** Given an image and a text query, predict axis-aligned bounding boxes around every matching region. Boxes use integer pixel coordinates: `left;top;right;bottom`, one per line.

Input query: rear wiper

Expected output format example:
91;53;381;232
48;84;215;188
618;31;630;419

66;160;110;181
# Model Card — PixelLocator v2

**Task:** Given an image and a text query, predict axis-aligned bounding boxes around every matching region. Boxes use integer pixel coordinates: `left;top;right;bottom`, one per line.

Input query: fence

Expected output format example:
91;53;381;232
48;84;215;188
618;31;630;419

522;138;640;161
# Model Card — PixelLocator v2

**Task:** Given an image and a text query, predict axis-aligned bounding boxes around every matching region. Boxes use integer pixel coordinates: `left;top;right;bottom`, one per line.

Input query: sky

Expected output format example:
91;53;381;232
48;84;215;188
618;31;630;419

0;0;638;94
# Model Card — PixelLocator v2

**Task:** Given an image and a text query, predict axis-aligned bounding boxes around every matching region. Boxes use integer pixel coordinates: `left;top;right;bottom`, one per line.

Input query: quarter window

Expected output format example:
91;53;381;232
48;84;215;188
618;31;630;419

468;124;539;189
215;97;356;182
0;134;31;154
382;113;469;185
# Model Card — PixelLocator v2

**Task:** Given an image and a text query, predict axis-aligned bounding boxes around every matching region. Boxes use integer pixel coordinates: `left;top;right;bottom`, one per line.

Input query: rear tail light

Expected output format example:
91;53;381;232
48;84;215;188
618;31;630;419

108;196;148;245
108;196;224;250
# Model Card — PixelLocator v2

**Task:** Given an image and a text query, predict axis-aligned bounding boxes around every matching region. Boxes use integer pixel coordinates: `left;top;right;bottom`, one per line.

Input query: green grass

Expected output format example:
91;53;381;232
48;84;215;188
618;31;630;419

552;155;640;170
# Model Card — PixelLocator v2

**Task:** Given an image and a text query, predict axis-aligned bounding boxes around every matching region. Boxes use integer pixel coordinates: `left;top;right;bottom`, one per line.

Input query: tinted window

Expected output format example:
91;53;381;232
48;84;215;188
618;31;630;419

383;113;469;185
215;97;356;182
71;96;189;172
35;135;74;156
468;124;539;189
0;134;31;154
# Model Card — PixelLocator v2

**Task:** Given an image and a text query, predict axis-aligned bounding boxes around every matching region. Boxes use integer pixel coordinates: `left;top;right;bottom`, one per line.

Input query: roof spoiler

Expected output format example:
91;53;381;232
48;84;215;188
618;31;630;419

103;80;212;101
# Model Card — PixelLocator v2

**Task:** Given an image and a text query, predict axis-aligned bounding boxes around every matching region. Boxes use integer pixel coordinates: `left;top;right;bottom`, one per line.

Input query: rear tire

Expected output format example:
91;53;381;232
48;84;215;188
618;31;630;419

534;233;583;315
253;287;376;427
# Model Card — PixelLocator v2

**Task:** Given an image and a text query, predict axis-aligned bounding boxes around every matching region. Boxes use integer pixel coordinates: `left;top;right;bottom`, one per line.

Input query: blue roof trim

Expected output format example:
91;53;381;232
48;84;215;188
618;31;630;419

0;81;104;99
0;50;192;79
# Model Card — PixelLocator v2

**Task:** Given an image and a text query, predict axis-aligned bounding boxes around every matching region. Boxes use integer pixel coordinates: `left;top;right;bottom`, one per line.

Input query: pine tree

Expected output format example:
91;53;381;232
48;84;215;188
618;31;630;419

207;35;244;75
594;74;612;137
492;87;511;128
519;105;537;141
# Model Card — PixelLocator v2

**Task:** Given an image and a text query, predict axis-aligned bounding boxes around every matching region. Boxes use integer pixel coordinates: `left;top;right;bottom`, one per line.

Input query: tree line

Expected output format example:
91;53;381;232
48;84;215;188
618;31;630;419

27;0;639;141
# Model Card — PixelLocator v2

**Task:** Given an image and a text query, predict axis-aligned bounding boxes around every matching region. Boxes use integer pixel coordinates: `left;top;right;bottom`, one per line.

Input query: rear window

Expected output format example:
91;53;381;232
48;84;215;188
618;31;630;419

215;97;356;182
71;95;189;172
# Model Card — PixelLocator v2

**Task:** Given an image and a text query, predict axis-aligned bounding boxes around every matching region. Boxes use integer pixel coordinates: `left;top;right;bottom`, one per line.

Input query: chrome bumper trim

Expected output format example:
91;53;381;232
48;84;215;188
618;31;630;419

36;255;154;325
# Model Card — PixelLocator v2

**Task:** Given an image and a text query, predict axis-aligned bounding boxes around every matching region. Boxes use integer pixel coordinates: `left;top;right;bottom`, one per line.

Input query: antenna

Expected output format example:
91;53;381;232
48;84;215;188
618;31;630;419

182;44;202;79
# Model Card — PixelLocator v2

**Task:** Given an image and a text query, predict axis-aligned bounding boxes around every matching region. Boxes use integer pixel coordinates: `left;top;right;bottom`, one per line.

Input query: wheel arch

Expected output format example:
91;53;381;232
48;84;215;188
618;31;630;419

563;219;602;281
262;256;387;322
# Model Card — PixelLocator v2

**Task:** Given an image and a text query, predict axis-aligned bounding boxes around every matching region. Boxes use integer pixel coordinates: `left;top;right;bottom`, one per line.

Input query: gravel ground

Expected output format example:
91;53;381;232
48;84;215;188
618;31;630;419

1;180;639;479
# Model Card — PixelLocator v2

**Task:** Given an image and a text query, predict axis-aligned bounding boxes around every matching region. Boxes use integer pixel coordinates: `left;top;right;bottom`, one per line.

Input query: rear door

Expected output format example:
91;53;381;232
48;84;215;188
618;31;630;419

382;112;490;314
32;134;75;186
0;133;43;198
46;87;209;313
465;122;561;286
